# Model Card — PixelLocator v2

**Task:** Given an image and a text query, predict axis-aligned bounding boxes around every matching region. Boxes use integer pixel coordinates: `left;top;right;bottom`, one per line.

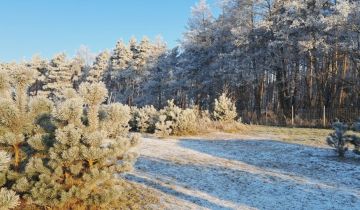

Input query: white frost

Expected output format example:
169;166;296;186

126;134;360;210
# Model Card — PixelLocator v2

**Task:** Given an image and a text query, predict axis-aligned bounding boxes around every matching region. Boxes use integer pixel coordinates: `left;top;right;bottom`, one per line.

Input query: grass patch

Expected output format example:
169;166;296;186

239;125;332;147
117;181;160;210
14;180;160;210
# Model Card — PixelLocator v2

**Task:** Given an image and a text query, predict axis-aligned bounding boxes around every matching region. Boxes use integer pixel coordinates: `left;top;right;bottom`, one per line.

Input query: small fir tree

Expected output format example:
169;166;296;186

177;108;197;135
213;93;237;122
155;115;172;137
154;100;200;136
0;66;43;209
26;82;139;208
160;100;181;134
0;67;139;209
101;103;132;138
131;105;158;133
326;121;353;157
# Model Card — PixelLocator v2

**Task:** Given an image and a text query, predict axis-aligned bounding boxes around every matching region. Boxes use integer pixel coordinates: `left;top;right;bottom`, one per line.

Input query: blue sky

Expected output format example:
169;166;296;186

0;0;219;62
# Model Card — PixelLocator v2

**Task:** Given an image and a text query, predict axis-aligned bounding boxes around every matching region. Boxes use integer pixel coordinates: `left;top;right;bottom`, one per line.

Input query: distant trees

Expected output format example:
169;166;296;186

181;0;215;109
29;53;85;101
87;51;110;83
1;0;360;125
169;0;360;124
105;37;166;105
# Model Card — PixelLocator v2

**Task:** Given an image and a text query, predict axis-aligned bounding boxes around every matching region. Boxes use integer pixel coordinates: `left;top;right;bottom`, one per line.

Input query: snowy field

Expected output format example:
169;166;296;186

126;132;360;210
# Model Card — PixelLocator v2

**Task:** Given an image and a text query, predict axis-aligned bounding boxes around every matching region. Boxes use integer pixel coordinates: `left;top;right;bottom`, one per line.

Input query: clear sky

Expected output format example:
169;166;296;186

0;0;219;62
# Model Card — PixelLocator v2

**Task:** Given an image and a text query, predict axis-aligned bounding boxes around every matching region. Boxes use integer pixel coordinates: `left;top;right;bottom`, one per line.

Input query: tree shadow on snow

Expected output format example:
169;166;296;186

125;156;360;210
125;172;234;210
178;138;360;190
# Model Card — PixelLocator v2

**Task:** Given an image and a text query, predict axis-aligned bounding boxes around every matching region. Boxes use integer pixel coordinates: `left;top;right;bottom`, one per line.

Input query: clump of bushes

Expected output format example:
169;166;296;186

155;115;172;137
327;119;360;157
132;92;242;137
130;105;158;133
0;67;139;209
158;100;198;136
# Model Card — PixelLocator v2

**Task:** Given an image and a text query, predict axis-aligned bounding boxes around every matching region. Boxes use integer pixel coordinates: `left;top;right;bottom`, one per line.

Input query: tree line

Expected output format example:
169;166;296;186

1;0;359;124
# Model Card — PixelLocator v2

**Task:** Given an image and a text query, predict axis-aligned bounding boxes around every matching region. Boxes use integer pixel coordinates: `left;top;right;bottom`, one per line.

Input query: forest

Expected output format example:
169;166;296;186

1;0;359;125
1;0;360;209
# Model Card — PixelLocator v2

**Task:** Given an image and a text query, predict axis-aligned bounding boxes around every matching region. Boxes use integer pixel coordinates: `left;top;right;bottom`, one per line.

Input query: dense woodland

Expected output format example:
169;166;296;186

1;0;360;122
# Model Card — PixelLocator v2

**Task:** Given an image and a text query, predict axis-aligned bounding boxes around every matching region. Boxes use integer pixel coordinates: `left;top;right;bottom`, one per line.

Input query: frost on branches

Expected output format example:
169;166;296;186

155;115;172;137
0;67;139;209
86;51;110;84
0;187;19;210
326;121;352;157
154;100;199;136
327;119;360;157
0;152;19;210
131;105;158;133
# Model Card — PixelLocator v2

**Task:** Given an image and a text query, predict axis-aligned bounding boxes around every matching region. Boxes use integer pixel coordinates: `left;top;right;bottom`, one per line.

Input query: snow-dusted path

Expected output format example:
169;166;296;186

126;134;360;210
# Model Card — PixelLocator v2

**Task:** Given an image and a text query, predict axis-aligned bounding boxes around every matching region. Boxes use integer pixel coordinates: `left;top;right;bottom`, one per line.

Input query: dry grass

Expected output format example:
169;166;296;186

116;181;160;210
238;125;332;147
14;181;160;210
151;121;333;148
207;121;247;133
174;121;247;137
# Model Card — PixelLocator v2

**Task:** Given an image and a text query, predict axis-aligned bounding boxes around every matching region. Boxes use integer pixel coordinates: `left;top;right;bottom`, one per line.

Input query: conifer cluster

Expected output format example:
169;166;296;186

0;66;139;209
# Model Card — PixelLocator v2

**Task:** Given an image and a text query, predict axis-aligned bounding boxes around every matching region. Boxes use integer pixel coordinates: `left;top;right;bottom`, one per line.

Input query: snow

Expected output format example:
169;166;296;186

125;134;360;210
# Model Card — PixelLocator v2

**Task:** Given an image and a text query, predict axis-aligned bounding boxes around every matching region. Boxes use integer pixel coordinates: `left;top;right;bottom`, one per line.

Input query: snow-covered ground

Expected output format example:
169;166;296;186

125;133;360;210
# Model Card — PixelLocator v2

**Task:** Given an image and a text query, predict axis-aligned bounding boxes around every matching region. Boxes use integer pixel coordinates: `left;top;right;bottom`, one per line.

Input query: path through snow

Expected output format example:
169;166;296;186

125;134;360;210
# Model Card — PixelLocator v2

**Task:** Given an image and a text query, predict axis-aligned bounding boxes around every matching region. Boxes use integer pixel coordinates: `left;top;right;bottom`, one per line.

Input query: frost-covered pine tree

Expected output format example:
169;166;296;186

155;115;172;137
177;108;197;135
100;102;132;138
180;0;217;108
132;36;152;71
24;82;139;208
87;51;110;83
159;100;182;134
350;118;360;155
161;100;182;122
0;65;139;208
0;65;39;169
69;56;84;90
184;0;214;48
151;36;167;59
129;36;139;58
327;120;353;157
42;53;73;100
213;92;237;122
0;67;11;97
106;40;134;103
326;119;360;157
143;47;178;108
155;100;199;135
0;187;20;210
131;105;158;133
0;65;46;209
28;55;48;96
110;40;133;71
0;151;20;210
